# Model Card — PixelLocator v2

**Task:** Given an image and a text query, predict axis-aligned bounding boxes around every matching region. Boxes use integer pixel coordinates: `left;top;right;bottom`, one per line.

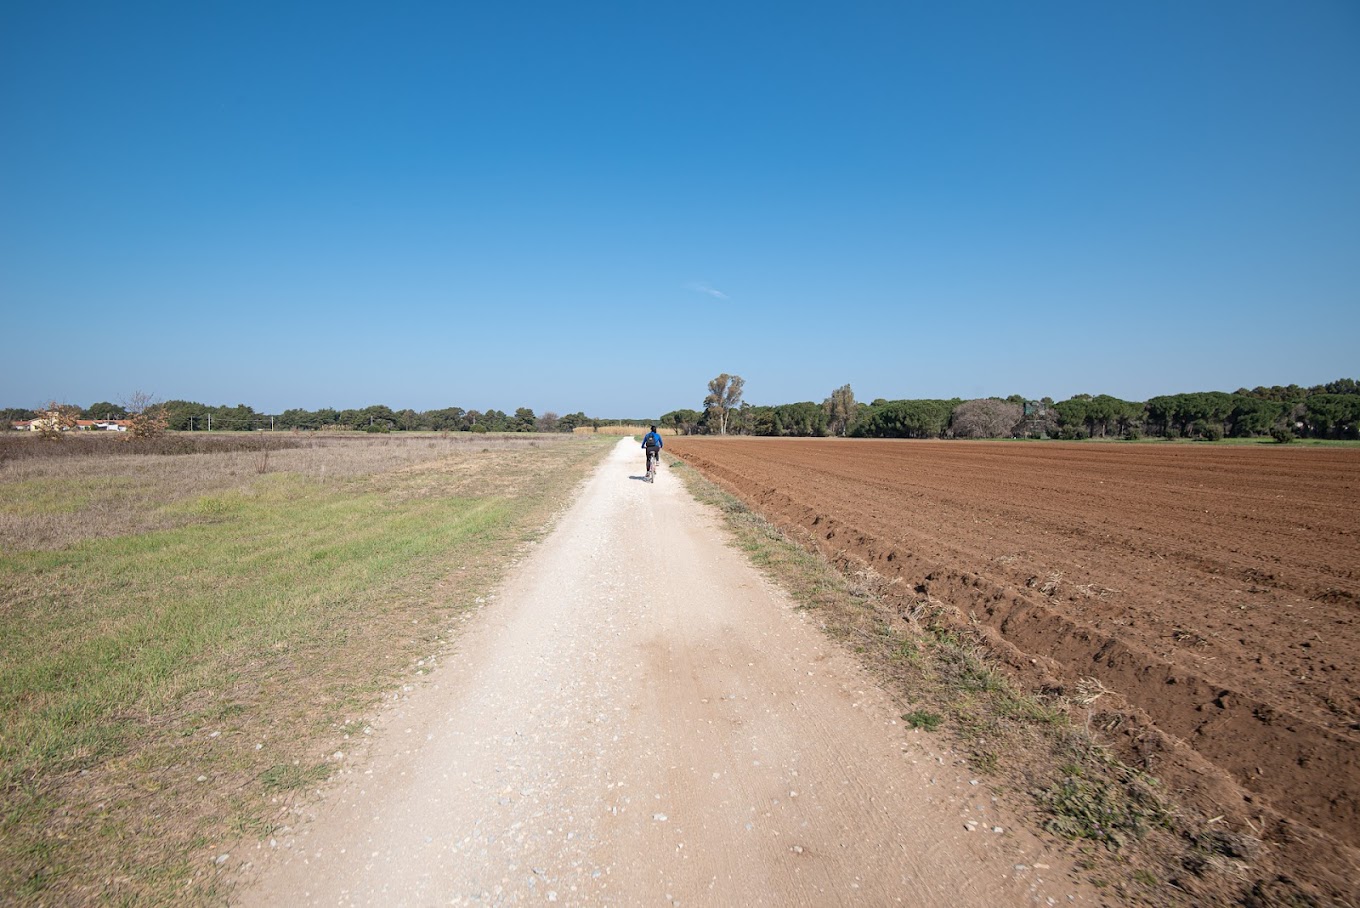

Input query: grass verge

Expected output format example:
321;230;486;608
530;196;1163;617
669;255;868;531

0;436;613;905
664;453;1264;907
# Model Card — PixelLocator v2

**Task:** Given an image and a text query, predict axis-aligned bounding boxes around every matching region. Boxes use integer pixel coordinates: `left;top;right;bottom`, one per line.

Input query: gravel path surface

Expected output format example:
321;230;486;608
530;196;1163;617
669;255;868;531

234;439;1089;906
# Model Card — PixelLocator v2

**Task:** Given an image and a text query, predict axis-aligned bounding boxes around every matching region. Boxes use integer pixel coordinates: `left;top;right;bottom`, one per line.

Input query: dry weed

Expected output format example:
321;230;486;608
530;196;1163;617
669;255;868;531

901;597;945;629
1075;677;1115;706
1172;629;1209;648
848;566;902;600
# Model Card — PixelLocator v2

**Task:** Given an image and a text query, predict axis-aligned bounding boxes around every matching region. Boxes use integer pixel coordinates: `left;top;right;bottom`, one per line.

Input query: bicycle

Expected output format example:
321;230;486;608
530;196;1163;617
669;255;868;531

645;448;659;483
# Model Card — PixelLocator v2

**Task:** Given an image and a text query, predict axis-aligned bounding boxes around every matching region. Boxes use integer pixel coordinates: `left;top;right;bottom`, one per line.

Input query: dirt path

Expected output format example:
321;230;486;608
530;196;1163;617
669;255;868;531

234;440;1090;906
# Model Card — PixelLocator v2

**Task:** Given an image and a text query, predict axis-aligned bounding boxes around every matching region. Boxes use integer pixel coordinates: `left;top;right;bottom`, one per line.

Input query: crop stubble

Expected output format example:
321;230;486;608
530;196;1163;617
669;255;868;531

670;437;1360;895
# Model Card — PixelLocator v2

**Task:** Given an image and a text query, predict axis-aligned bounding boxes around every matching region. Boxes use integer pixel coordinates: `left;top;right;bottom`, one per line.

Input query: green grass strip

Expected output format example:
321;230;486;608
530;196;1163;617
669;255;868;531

0;473;502;790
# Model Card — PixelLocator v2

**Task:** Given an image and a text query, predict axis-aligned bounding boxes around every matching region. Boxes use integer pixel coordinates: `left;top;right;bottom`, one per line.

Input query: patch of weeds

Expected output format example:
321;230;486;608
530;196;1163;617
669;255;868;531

18;865;56;899
213;701;249;720
902;709;943;731
259;762;330;793
995;692;1066;726
179;491;252;519
1040;763;1171;848
228;809;276;838
970;749;1000;774
896;640;922;665
936;643;1005;694
957;661;1005;693
1132;869;1159;887
929;625;967;648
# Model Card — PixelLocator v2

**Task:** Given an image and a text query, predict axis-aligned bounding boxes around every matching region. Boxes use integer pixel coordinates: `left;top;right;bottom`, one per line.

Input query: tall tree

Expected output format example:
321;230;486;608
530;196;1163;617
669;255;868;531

660;409;701;435
83;401;127;419
823;384;858;436
704;373;745;435
557;411;590;432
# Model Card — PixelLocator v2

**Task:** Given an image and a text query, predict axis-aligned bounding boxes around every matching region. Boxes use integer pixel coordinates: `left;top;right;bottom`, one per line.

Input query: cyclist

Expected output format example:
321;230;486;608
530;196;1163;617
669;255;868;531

641;425;663;482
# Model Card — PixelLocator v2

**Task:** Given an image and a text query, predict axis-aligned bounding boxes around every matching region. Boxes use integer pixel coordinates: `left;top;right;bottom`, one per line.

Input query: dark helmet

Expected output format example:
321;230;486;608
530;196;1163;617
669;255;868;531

650;425;657;432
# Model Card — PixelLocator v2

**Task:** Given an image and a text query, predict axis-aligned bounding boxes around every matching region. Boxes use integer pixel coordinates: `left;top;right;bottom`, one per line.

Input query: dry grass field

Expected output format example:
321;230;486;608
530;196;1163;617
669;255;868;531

0;432;613;905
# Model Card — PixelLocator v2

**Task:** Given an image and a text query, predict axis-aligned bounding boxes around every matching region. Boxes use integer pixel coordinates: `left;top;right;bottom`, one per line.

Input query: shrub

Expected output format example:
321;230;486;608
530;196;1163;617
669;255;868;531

1201;425;1223;442
1123;427;1143;441
1270;427;1295;444
34;402;80;440
950;399;1023;439
122;392;169;439
127;407;169;439
902;710;943;731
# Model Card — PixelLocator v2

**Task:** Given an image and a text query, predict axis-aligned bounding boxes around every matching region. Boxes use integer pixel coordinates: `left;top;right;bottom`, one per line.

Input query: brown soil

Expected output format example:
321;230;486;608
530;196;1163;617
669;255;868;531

670;437;1360;904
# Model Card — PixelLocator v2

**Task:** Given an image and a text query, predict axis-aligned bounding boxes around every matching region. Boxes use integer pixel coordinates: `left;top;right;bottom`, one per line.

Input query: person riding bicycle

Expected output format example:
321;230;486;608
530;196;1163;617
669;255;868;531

641;425;663;480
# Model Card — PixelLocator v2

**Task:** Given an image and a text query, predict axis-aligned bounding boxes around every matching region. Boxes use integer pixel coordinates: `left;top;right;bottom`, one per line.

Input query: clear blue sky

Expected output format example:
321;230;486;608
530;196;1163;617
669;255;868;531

3;1;1357;417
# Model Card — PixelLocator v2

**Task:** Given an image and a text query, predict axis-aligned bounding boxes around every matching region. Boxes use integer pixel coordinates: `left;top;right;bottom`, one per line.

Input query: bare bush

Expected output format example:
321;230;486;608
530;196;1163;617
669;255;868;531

34;401;81;440
122;390;169;439
950;398;1023;438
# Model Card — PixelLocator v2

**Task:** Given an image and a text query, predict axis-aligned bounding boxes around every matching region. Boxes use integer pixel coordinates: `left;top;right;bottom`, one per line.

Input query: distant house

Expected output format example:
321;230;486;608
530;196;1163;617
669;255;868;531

10;418;132;432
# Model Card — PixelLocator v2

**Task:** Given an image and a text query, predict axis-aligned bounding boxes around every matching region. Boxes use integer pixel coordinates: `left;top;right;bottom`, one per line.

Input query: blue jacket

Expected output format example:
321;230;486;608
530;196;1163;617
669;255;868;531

642;431;663;450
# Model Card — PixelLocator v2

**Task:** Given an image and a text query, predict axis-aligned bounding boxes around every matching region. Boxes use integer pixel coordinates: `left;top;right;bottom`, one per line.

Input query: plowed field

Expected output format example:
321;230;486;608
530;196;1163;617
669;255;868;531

670;437;1360;895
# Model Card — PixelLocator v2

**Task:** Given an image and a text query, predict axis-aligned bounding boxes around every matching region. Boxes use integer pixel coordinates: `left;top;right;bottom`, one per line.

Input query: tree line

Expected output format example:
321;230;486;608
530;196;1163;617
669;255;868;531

660;376;1360;441
7;377;1358;441
2;400;627;435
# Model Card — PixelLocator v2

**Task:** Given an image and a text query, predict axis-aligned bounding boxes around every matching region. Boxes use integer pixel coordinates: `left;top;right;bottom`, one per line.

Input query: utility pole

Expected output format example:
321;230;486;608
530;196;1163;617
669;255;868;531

207;414;212;432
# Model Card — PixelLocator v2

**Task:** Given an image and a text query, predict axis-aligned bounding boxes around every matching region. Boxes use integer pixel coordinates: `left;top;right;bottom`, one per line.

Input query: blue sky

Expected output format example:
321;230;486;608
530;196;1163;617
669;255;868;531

3;1;1357;417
